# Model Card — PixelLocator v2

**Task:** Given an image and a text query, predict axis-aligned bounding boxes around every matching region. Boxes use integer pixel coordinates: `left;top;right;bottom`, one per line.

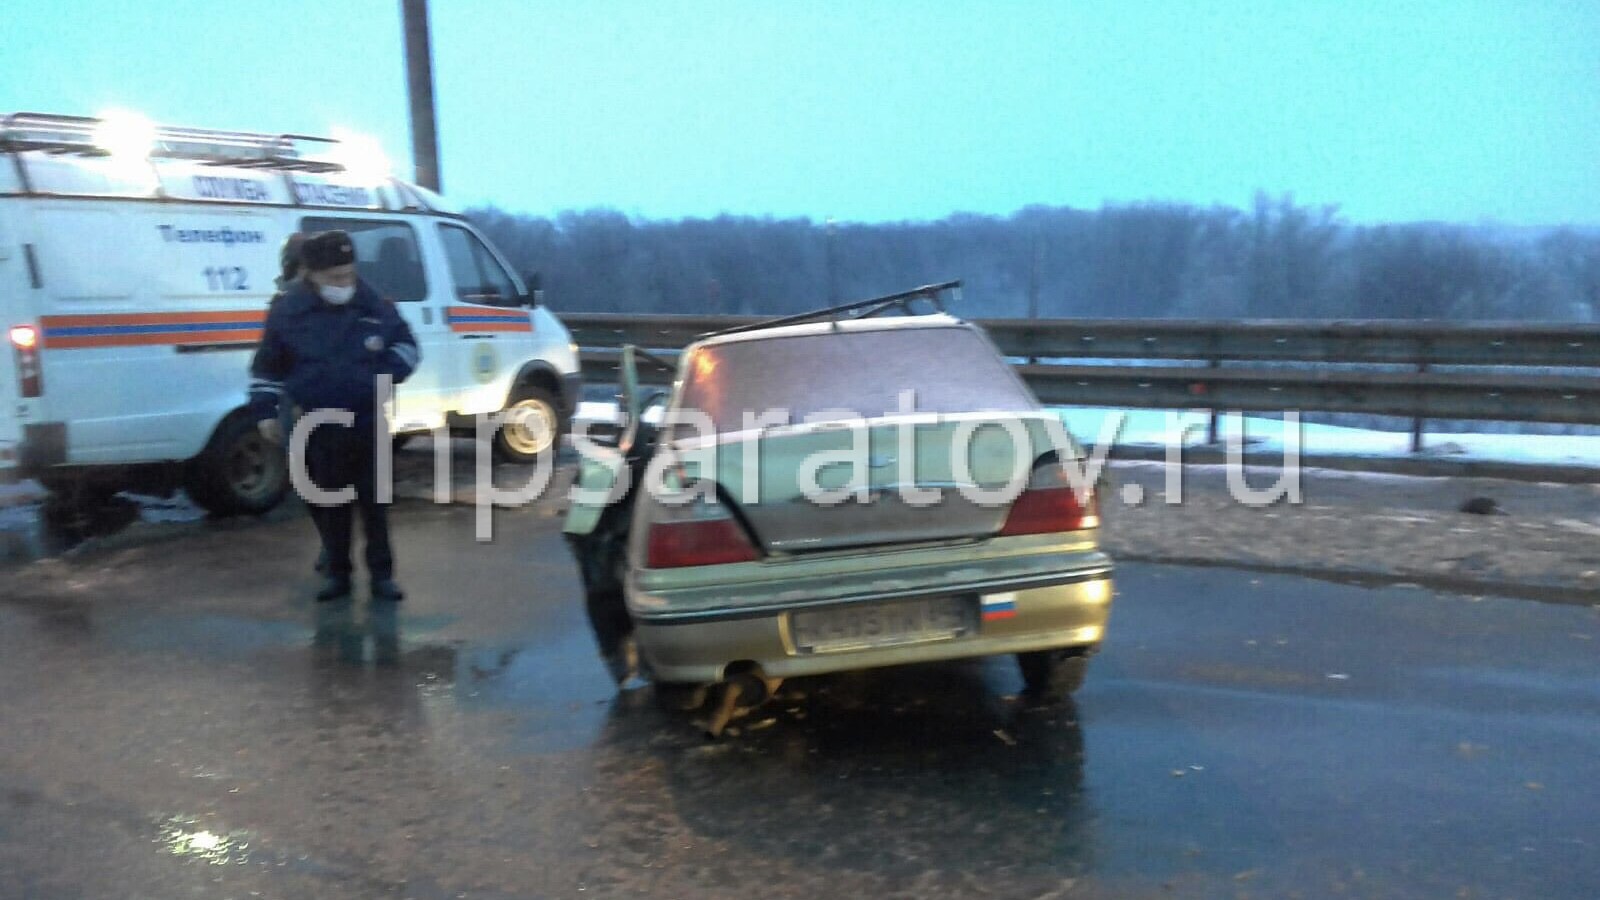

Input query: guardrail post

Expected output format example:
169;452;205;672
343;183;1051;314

1410;359;1427;453
1206;358;1221;444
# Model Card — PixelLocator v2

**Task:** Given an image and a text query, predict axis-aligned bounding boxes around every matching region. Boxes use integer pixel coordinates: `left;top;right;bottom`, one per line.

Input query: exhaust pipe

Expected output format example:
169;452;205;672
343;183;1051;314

703;666;782;738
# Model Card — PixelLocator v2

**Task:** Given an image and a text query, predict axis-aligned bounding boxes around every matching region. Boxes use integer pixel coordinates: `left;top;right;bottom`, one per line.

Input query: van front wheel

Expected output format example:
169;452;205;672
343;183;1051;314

185;414;289;516
494;387;563;464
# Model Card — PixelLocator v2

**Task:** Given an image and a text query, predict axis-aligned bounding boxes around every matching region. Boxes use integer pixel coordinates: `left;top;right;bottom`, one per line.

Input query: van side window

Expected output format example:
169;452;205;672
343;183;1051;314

299;217;427;302
438;224;518;306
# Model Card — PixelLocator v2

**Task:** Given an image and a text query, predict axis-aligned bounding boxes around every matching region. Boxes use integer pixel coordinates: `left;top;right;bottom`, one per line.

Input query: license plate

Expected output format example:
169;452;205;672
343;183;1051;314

789;596;974;654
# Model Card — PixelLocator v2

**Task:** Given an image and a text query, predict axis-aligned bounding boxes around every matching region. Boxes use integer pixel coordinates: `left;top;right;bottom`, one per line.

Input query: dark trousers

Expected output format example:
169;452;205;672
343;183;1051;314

564;489;638;663
304;423;393;580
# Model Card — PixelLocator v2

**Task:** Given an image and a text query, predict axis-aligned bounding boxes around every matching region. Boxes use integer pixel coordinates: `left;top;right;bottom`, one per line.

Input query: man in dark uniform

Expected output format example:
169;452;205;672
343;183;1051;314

268;232;333;577
248;231;420;602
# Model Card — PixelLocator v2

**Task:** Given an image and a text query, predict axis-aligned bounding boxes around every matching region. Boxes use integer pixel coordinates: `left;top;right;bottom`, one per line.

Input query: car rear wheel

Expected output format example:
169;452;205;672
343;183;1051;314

184;414;289;516
1016;646;1094;699
494;387;563;464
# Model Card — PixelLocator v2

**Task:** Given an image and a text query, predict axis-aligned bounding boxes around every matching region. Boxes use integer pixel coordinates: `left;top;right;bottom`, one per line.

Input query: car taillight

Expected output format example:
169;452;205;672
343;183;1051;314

645;489;760;568
999;463;1099;536
9;324;42;398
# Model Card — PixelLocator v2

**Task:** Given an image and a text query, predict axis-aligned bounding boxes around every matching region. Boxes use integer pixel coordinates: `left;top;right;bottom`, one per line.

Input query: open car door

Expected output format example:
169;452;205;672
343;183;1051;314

563;344;657;536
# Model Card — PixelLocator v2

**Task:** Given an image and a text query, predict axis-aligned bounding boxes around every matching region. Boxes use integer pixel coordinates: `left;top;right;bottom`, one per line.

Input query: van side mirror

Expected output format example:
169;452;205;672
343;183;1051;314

521;271;542;307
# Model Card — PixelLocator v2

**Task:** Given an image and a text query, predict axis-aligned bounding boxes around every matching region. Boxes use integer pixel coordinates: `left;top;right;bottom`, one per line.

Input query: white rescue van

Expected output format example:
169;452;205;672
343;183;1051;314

0;112;581;513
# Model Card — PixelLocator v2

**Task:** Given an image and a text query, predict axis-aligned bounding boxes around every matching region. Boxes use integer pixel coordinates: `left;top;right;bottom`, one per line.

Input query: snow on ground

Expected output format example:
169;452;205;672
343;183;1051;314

1057;406;1600;468
574;401;1600;469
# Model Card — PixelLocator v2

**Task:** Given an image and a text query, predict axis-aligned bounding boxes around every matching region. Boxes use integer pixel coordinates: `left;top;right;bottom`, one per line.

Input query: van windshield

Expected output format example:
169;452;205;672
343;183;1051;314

675;327;1037;432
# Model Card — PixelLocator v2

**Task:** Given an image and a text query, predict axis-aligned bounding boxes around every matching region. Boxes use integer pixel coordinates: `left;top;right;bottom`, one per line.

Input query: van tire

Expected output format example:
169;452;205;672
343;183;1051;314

493;386;563;464
184;414;289;516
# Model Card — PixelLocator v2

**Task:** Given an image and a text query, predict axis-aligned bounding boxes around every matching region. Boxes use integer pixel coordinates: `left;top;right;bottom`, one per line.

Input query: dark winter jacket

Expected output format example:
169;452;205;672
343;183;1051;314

247;280;419;426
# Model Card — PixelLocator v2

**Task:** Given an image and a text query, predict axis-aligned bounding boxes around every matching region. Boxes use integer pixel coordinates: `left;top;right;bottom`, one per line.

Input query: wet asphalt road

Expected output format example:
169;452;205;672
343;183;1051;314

0;500;1597;899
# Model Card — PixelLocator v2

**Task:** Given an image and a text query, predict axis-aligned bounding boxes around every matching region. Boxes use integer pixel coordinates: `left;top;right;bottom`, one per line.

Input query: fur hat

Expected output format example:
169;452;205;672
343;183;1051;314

301;230;356;271
277;233;307;285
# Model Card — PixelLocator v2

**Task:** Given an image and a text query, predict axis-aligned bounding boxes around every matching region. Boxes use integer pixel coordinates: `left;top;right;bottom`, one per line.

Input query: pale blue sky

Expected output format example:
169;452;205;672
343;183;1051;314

2;1;1597;224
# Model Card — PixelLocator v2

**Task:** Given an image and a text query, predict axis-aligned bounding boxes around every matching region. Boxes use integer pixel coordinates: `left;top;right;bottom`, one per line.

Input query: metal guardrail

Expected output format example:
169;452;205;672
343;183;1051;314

566;314;1600;429
568;314;1600;367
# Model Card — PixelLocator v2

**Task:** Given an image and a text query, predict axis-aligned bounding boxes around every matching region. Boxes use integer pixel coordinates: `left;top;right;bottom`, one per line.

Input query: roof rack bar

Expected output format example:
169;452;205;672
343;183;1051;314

702;280;962;338
0;112;349;173
2;112;331;146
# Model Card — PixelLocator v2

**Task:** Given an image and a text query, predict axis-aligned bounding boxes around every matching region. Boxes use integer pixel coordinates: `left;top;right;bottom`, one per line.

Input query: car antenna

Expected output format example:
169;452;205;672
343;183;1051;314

699;280;962;339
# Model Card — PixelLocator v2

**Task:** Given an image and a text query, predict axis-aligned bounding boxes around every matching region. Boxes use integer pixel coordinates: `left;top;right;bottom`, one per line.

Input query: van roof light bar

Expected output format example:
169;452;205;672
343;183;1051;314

703;280;962;338
0;111;346;173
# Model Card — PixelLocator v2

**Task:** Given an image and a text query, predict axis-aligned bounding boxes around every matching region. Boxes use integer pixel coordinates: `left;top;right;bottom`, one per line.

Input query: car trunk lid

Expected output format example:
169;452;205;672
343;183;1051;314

672;411;1073;554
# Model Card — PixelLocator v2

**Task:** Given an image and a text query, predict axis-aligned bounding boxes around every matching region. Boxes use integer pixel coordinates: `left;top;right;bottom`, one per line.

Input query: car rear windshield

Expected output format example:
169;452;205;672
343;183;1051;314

676;326;1037;432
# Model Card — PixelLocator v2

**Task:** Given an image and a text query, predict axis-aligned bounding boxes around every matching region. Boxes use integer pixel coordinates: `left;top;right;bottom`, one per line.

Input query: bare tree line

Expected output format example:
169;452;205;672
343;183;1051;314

469;192;1600;322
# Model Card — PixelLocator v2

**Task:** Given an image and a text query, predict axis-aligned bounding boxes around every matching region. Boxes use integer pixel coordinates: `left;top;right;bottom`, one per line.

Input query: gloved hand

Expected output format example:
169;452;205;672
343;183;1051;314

257;418;284;444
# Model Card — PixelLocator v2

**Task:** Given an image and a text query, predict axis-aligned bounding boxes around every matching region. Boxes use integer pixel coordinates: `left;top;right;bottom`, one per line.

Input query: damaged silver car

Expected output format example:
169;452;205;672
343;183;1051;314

564;283;1114;734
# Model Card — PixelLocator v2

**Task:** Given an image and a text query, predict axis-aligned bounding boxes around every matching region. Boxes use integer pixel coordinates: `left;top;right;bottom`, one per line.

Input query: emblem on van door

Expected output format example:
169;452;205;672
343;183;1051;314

473;343;498;384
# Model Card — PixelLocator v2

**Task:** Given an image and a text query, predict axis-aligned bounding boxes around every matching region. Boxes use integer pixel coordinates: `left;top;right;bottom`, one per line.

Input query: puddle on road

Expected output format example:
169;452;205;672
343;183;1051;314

51;594;622;756
101;613;310;656
152;813;369;887
1418;665;1600;698
157;815;255;866
577;659;1099;882
4;575;1105;889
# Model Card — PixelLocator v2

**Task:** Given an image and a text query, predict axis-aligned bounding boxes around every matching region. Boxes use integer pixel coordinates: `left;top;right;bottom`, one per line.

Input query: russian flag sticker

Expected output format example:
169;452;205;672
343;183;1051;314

981;593;1018;622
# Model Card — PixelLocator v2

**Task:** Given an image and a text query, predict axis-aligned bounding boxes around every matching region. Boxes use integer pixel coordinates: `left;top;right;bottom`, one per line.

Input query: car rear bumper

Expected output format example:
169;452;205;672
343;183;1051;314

633;569;1113;684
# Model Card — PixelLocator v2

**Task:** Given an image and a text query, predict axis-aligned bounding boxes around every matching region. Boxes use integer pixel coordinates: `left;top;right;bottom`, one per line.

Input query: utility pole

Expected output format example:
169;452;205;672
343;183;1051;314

401;0;442;192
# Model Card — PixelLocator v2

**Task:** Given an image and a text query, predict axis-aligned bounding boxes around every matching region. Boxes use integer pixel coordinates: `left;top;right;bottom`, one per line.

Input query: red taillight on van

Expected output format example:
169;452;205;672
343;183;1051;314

644;488;760;568
9;325;43;398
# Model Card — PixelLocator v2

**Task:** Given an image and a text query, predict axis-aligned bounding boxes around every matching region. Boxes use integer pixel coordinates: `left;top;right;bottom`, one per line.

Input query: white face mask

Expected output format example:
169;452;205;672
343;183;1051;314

318;283;356;305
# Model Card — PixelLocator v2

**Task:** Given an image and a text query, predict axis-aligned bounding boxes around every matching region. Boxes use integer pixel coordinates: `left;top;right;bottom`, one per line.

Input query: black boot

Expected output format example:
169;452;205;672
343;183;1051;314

371;578;405;603
315;575;352;602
